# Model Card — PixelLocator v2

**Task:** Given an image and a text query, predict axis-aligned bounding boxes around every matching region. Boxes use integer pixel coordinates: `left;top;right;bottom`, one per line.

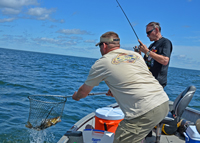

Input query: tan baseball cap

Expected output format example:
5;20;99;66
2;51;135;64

95;37;120;46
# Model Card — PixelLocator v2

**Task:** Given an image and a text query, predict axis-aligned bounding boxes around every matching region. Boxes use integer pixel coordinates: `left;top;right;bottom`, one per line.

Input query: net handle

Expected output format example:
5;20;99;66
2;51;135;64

66;92;107;98
28;92;107;101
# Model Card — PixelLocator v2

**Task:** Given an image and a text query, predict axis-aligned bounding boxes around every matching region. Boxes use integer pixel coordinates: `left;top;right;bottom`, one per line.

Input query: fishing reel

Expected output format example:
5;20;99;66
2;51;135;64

134;45;141;52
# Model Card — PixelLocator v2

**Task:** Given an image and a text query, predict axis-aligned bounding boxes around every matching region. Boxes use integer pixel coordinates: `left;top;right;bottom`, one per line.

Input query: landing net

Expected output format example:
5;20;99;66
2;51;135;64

26;95;67;131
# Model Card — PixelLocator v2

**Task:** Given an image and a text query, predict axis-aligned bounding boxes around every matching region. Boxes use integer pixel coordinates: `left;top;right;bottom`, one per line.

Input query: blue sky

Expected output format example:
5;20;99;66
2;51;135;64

0;0;200;70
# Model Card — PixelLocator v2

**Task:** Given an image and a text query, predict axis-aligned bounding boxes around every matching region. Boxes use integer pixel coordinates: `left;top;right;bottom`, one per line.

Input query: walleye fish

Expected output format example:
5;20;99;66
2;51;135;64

25;116;61;130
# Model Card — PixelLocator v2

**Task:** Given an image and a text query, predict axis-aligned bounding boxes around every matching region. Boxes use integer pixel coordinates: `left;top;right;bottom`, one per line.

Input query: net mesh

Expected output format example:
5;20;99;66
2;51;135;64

26;95;67;131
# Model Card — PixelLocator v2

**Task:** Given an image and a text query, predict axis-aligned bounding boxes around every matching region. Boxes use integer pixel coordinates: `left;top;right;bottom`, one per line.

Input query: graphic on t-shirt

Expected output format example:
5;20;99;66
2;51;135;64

146;46;157;69
111;53;139;65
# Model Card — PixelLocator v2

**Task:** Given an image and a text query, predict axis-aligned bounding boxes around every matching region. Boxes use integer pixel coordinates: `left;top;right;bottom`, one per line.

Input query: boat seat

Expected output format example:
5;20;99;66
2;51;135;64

155;85;196;143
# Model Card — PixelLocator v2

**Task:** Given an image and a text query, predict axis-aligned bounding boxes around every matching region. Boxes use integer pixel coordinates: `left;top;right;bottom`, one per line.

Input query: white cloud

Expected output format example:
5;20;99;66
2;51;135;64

0;18;16;23
57;36;83;40
34;37;59;44
49;25;57;28
84;40;96;43
1;8;21;15
131;22;138;27
69;36;83;40
32;37;77;46
60;19;65;23
51;19;65;23
56;29;91;35
0;0;38;9
0;34;27;43
178;55;186;58
0;1;61;22
27;7;56;20
183;36;200;43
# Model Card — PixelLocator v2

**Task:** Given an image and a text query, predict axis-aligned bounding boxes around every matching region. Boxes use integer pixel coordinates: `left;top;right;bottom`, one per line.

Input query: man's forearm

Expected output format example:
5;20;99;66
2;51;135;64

148;51;169;66
72;83;94;101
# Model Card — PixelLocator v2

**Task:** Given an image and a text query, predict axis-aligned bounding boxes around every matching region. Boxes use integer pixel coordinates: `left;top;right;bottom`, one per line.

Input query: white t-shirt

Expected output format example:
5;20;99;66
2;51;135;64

85;49;169;119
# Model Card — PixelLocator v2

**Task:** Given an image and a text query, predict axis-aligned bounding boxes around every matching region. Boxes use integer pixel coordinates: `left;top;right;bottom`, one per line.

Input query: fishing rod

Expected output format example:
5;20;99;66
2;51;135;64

66;92;107;98
116;0;139;41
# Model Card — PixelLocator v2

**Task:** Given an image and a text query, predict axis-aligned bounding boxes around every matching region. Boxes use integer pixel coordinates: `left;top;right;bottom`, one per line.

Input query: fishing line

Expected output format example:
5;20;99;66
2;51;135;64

116;0;139;41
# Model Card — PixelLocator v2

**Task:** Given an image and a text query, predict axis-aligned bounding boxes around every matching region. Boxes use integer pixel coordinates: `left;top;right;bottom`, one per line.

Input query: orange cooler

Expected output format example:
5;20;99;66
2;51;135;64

95;107;124;133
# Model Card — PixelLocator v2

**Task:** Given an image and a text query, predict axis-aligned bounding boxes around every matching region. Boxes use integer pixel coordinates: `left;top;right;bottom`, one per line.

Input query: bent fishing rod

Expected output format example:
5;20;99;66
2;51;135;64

116;0;140;44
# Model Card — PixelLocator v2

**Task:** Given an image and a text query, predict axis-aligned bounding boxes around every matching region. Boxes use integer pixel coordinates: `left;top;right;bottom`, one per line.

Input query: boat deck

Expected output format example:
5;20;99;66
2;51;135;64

58;102;200;143
145;129;185;143
58;111;186;143
58;115;185;143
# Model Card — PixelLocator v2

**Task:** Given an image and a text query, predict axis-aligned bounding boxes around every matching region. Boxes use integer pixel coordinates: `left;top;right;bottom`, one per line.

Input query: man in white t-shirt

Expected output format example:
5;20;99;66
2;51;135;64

72;31;169;143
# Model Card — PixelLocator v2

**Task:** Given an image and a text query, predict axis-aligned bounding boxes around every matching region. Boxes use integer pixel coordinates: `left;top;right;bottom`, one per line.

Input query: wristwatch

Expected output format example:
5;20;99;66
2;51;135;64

146;50;151;56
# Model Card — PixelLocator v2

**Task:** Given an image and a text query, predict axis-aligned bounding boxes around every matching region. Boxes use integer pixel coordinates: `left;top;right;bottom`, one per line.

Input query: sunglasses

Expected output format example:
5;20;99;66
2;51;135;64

146;28;155;35
99;42;103;47
99;42;108;47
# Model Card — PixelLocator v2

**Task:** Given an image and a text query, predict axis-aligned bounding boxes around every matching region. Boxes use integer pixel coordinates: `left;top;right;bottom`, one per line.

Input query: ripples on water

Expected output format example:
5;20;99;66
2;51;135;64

0;48;200;142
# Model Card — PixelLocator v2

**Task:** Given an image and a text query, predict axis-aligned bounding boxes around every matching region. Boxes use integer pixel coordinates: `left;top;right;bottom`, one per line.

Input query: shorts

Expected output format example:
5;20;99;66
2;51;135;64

113;101;169;143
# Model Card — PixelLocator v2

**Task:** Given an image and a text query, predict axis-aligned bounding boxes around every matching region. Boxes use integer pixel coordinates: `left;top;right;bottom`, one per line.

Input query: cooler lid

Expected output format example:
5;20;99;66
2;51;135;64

186;125;200;140
95;107;124;120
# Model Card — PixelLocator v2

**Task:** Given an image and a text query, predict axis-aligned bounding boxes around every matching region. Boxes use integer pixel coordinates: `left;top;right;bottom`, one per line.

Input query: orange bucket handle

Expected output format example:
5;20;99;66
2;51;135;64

99;119;118;125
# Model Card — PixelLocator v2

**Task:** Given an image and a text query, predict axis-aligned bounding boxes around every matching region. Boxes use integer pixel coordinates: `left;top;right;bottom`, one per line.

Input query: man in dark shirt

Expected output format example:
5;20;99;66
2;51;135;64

137;22;172;138
138;22;172;88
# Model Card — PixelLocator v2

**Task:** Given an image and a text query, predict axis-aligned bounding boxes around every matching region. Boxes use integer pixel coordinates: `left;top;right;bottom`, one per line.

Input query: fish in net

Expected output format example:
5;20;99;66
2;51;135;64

26;95;67;131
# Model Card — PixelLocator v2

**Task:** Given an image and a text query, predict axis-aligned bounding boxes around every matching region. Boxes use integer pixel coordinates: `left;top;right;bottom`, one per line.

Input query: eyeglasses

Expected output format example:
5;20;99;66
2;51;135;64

146;28;155;35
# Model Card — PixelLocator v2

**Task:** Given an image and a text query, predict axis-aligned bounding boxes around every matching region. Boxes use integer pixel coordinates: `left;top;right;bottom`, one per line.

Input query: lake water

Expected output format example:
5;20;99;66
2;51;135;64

0;47;200;143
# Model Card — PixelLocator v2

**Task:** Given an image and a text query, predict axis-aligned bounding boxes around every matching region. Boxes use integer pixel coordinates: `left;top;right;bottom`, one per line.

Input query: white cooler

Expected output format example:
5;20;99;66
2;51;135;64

184;125;200;143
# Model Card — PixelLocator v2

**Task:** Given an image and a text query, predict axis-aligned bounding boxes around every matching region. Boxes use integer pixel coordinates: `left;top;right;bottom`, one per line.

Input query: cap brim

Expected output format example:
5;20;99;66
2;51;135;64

95;42;100;46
